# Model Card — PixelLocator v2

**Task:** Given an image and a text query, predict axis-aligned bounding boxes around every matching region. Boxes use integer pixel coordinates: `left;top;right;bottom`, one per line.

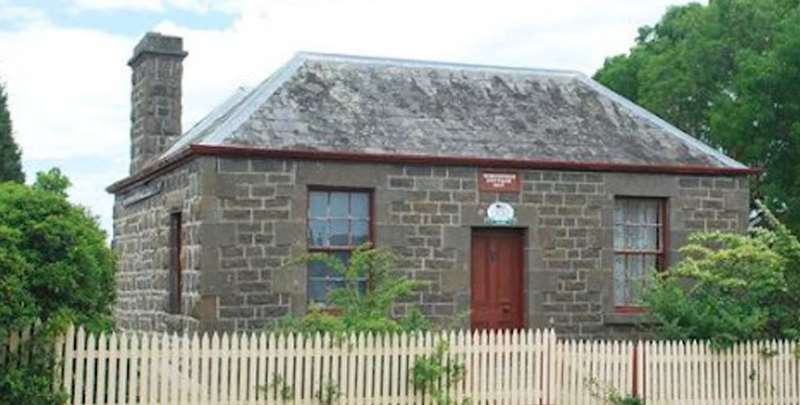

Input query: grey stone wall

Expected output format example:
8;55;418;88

112;156;749;338
112;159;204;332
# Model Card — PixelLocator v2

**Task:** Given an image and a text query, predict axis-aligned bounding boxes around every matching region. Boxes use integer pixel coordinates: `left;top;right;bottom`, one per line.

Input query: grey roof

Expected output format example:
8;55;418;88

162;52;746;169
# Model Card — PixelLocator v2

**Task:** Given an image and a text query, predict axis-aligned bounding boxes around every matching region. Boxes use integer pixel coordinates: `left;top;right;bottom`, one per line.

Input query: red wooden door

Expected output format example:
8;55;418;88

471;229;525;330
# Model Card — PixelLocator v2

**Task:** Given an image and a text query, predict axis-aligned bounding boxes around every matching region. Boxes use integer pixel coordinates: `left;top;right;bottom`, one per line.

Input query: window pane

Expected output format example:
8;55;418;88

352;220;369;245
637;225;650;250
332;251;351;268
613;224;623;249
308;278;330;304
642;225;658;250
613;254;626;306
329;219;349;246
636;200;648;224
351;193;369;219
308;219;329;247
629;254;643;282
614;204;625;225
308;258;332;278
615;198;662;252
330;192;349;217
643;254;657;273
624;225;637;250
307;251;352;304
309;191;328;218
644;201;660;224
624;200;637;223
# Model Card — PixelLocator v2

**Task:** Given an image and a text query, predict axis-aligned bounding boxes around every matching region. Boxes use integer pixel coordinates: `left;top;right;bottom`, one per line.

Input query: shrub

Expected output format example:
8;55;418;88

0;169;116;404
642;203;800;348
273;245;430;336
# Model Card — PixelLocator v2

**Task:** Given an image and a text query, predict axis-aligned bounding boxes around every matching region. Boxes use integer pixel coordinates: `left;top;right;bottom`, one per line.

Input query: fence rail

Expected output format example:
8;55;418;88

3;325;799;404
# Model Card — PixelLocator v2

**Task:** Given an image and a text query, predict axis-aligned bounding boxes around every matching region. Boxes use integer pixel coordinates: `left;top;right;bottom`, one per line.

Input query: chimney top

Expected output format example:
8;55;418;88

128;32;188;67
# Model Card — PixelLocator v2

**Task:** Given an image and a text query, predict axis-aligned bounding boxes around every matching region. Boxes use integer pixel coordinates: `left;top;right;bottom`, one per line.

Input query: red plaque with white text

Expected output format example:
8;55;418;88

478;171;520;192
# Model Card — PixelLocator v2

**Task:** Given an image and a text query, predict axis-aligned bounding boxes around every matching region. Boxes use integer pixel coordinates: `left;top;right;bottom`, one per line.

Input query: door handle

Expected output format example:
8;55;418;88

501;304;511;313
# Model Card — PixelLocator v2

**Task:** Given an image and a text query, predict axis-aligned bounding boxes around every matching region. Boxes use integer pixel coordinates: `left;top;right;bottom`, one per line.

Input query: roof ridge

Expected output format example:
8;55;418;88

199;54;307;146
295;51;583;77
162;86;253;158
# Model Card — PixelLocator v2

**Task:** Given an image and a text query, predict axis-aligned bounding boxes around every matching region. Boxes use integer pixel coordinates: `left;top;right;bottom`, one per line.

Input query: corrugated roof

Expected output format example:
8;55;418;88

158;52;746;169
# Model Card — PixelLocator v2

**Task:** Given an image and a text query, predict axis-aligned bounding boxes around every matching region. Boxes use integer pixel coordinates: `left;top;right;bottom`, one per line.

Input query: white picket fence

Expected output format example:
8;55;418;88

3;325;800;404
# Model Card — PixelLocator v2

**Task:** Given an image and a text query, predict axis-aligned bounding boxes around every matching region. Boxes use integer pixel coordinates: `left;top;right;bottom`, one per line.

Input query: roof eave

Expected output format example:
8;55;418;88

107;144;760;194
106;147;194;194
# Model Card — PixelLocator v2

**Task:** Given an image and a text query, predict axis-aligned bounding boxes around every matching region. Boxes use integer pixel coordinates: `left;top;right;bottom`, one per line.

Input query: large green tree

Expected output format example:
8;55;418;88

0;82;24;183
594;0;800;231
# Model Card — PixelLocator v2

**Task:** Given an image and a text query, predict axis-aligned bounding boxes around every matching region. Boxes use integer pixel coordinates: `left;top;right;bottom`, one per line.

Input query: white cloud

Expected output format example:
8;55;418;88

3;0;700;237
0;24;132;161
66;0;244;13
0;0;47;24
69;0;164;12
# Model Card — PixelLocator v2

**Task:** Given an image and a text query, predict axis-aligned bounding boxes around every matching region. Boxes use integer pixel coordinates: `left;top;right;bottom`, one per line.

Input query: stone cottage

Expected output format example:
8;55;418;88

108;32;755;338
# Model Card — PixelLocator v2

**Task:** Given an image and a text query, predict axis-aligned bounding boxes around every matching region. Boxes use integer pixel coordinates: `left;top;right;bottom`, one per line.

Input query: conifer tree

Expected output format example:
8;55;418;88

0;82;24;183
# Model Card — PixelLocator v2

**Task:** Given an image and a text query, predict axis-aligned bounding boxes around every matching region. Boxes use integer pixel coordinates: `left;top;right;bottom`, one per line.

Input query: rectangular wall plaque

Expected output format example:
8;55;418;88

122;181;163;207
478;171;521;192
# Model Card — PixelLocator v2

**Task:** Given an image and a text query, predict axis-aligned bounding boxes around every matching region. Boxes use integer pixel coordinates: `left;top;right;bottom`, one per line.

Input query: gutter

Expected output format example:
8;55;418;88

107;144;761;194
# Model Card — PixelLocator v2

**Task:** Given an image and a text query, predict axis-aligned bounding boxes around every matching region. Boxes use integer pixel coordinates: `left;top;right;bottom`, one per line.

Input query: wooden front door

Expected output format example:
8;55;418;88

471;229;525;330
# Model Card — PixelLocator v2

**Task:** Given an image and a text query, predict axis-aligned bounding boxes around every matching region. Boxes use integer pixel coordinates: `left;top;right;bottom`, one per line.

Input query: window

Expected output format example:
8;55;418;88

613;198;666;311
168;212;183;314
307;189;371;304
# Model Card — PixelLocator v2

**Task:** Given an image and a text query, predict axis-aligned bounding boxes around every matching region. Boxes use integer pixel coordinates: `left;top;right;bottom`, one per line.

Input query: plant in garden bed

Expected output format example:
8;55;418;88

267;245;470;403
642;202;800;349
273;244;431;337
411;340;469;405
586;377;645;405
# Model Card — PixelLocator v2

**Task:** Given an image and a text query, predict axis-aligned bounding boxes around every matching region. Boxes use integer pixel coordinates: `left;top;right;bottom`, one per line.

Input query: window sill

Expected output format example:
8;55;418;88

605;312;658;326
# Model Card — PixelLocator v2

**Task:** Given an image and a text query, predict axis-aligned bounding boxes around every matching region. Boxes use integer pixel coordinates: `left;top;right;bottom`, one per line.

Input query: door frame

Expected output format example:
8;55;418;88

470;227;527;330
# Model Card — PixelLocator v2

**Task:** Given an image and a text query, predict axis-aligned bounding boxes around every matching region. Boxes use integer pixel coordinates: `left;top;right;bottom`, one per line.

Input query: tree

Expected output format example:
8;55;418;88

0;168;115;333
594;0;800;232
0;169;116;404
0;82;24;183
642;204;800;348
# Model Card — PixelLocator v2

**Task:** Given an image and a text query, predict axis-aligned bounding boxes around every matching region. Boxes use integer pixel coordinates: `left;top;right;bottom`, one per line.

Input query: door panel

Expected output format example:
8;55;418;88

471;229;525;330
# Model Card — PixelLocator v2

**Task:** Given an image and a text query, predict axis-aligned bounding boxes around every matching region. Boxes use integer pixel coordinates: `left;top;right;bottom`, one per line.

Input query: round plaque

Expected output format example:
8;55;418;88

486;202;515;224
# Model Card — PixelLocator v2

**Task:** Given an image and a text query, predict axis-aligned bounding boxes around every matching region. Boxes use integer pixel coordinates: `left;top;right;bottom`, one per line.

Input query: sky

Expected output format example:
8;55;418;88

0;0;701;239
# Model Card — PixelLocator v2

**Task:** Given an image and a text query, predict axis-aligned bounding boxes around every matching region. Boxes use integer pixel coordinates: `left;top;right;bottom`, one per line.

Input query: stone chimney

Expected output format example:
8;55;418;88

128;32;188;174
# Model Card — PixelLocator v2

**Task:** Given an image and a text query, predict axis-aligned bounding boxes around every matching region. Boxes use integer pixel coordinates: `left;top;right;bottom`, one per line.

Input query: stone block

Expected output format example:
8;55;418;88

375;224;413;246
440;268;469;293
190;294;218;320
274;221;305;245
606;173;676;196
252;159;285;172
272;264;305;294
218;158;250;172
199;223;237;246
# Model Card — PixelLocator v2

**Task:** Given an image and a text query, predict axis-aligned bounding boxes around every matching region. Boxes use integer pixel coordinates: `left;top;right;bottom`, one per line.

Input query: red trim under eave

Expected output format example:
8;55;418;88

106;144;761;193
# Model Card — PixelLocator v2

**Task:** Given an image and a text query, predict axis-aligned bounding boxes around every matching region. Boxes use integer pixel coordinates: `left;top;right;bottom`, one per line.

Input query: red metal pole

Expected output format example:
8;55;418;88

632;342;639;398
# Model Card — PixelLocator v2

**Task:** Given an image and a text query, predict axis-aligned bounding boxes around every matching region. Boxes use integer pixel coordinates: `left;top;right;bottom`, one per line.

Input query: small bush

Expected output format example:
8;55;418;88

411;340;468;405
273;245;430;336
